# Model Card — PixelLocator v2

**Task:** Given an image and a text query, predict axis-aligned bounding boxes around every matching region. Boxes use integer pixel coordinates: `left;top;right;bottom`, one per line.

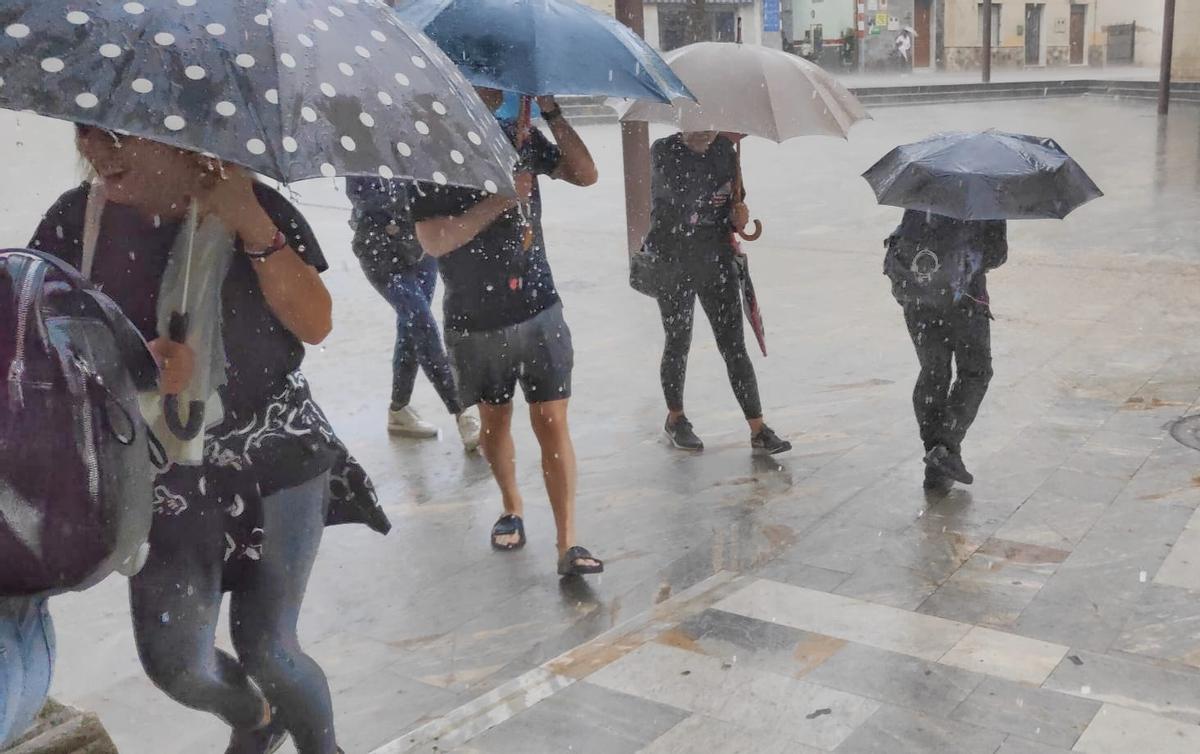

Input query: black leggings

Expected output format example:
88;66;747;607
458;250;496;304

904;303;994;453
657;266;762;420
129;473;336;754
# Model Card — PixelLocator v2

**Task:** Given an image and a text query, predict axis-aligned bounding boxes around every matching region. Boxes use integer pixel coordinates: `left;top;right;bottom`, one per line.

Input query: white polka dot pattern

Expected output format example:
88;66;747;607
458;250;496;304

0;0;519;190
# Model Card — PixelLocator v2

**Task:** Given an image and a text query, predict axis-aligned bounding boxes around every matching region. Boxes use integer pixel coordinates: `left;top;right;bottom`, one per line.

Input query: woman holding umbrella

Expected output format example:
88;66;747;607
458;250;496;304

645;129;792;455
622;42;869;453
32;127;359;754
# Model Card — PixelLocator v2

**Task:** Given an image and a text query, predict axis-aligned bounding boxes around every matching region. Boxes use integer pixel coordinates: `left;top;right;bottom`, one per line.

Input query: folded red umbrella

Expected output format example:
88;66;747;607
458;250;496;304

731;237;766;357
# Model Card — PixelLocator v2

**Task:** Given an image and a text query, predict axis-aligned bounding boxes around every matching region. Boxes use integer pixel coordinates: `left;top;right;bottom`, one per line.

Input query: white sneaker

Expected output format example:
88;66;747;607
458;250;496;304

387;405;438;438
457;409;482;452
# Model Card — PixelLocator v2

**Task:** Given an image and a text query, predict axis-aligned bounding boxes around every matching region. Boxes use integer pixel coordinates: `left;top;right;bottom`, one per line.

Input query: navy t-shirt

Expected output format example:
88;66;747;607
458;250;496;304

29;182;328;414
409;119;561;334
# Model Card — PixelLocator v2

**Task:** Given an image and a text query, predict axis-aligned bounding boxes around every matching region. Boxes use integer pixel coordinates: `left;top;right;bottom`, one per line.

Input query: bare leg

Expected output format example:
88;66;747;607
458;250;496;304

527;399;586;560
479;402;523;547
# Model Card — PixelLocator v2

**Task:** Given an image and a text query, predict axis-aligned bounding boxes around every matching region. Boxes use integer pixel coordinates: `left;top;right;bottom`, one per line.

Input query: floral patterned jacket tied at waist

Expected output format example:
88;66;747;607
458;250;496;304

154;371;389;567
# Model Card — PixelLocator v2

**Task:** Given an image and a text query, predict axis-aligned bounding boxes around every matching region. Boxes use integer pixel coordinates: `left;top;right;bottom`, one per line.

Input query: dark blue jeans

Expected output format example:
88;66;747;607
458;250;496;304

379;256;462;415
0;597;54;747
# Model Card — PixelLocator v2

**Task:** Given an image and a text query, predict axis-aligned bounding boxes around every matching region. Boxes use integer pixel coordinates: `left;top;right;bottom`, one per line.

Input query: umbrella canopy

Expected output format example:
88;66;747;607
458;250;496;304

863;130;1103;221
619;42;869;142
397;0;693;102
0;0;517;191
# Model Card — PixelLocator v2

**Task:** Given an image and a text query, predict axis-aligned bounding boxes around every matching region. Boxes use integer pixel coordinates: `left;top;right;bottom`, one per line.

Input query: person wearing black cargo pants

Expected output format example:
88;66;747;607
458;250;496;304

886;210;1007;492
904;301;993;488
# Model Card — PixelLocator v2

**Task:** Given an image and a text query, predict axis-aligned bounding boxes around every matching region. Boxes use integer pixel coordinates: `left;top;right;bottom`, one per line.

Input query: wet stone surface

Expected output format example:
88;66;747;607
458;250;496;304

1;97;1199;753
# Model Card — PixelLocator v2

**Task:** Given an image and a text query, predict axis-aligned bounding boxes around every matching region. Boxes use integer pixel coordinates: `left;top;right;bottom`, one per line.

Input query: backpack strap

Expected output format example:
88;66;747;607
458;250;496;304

81;180;106;280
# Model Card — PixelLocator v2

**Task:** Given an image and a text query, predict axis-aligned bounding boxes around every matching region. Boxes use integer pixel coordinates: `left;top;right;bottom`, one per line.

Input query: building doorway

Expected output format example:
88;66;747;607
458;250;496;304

1069;4;1087;64
1025;4;1043;65
914;0;932;68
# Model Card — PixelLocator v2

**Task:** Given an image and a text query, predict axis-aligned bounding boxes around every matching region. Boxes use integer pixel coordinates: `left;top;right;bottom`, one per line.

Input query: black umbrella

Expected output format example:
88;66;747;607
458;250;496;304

862;130;1102;221
0;0;516;192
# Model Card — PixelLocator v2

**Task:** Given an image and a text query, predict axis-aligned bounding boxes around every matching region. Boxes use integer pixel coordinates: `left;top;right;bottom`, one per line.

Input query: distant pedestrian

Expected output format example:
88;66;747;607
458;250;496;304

412;88;604;578
884;210;1007;492
347;177;481;449
644;131;791;455
894;27;914;69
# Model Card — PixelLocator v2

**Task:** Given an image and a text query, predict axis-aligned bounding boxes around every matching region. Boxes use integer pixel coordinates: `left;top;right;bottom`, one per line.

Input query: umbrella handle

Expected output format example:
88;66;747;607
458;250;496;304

732;139;762;241
162;311;204;441
738;220;763;242
164;396;205;441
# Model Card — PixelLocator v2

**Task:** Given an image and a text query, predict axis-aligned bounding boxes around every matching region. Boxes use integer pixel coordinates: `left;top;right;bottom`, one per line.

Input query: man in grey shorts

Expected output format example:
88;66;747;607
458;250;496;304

413;88;604;578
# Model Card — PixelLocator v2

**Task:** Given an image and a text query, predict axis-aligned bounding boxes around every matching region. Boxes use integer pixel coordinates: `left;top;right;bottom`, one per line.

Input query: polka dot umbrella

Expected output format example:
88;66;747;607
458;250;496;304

0;0;517;193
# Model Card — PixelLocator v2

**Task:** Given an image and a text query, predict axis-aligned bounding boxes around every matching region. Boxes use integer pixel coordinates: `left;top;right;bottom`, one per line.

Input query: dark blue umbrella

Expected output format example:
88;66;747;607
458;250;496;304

0;0;517;191
397;0;693;102
863;131;1103;221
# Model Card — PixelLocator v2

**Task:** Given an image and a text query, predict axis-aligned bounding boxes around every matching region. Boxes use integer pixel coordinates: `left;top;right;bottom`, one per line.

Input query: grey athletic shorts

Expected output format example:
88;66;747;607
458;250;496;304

445;303;574;406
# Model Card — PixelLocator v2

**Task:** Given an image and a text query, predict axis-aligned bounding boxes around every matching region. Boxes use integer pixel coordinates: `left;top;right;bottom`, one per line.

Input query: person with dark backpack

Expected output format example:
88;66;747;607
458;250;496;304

0;247;159;746
884;210;1008;492
346;177;481;448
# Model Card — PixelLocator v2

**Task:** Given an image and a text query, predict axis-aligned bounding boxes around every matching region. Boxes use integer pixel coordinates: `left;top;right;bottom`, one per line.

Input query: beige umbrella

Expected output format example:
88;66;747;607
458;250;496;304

620;42;869;241
619;42;870;141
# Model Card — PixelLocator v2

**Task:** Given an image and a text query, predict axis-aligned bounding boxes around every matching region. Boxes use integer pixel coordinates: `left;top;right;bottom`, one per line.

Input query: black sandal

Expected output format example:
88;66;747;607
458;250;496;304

558;546;604;577
491;513;526;551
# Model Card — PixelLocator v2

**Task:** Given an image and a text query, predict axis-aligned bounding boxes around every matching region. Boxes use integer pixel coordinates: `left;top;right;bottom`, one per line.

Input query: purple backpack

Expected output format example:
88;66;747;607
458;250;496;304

0;249;160;596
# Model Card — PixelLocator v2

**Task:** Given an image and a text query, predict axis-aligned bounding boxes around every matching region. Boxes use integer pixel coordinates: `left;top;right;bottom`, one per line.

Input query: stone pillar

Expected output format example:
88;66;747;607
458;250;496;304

615;0;652;254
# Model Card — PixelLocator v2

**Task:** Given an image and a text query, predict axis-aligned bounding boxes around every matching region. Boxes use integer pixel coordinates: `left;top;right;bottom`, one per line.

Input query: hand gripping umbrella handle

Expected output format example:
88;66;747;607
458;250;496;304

163;312;204;441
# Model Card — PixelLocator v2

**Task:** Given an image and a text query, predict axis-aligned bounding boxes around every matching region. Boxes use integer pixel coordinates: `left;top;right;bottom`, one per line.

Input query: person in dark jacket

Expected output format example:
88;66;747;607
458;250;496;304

645;130;791;455
884;210;1008;492
31;126;377;754
347;177;481;449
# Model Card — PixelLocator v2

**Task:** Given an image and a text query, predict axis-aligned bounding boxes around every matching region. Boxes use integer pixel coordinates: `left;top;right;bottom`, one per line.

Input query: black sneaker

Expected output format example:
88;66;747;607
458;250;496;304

924;445;974;485
665;416;704;451
923;465;954;494
751;426;792;455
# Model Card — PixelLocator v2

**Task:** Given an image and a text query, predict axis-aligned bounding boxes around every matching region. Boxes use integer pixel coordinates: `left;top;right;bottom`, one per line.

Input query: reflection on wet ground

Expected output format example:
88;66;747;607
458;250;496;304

4;97;1199;753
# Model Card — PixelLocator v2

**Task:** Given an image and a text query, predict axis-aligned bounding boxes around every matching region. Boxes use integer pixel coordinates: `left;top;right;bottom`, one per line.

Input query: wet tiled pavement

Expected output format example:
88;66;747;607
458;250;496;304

2;96;1199;753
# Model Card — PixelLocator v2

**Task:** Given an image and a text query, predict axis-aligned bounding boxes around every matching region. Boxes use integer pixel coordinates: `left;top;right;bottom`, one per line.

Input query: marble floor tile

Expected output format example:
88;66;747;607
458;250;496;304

1042;649;1200;724
1013;502;1193;652
714;579;971;662
1072;704;1200;754
805;642;984;716
992;489;1109;551
463;680;687;754
834;562;940;611
791;521;894;574
832;704;1007;754
637;714;824;754
949;677;1100;749
661;608;843;679
754;558;851;593
939;626;1068;685
588;642;879;750
1152;507;1200;591
918;539;1067;629
995;738;1073;754
1111;583;1200;669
